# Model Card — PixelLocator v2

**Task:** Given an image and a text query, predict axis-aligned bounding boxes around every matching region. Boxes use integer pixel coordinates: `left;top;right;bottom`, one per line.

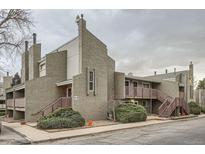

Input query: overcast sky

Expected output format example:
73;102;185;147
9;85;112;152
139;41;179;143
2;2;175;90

3;9;205;82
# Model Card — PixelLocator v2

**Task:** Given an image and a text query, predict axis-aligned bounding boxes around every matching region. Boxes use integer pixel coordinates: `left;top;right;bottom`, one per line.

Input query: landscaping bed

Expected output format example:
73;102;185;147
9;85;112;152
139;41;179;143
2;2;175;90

0;111;5;117
188;101;201;115
115;103;147;123
37;108;85;129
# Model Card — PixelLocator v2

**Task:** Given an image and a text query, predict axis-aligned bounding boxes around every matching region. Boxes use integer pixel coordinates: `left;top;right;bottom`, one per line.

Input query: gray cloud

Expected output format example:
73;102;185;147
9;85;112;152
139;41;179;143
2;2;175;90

3;9;205;82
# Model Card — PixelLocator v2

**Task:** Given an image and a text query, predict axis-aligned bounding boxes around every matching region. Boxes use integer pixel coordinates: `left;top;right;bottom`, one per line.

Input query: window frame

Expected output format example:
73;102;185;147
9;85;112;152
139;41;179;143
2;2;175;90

89;70;95;92
142;82;150;88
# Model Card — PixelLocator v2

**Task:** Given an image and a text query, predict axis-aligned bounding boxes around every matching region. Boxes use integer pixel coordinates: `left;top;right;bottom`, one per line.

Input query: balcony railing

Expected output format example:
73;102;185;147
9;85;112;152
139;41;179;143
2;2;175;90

6;99;14;108
0;104;6;109
125;86;158;99
6;98;25;109
15;98;25;108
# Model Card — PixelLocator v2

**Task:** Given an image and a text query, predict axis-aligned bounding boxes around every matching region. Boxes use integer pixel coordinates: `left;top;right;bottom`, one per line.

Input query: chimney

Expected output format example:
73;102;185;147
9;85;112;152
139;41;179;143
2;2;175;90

174;68;176;73
165;69;168;74
7;72;9;76
189;61;194;99
25;41;28;51
33;33;37;44
154;71;157;75
76;14;86;34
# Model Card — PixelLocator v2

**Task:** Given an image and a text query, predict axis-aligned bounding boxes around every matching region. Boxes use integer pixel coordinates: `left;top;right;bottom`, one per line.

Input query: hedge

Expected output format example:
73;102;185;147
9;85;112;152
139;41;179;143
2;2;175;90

0;111;5;117
201;106;205;113
37;108;85;129
115;103;147;123
188;101;201;115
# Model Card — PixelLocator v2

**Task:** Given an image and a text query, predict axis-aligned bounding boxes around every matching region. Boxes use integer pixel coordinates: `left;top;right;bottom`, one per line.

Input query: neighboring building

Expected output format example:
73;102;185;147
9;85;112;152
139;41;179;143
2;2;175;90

113;63;193;117
3;15;192;121
0;81;6;111
195;89;205;107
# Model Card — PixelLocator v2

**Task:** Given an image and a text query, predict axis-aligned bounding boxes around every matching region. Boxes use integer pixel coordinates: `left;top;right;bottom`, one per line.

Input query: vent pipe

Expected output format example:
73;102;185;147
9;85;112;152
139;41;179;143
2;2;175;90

33;33;37;44
25;41;28;51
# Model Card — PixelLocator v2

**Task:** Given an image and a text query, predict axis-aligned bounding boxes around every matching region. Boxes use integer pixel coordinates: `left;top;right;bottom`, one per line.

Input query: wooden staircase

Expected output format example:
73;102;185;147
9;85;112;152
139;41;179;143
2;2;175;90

158;92;189;117
32;97;72;117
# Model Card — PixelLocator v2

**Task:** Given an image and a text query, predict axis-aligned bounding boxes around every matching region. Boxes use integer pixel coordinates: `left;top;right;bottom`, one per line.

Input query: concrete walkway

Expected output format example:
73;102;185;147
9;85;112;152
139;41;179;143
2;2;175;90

3;114;205;143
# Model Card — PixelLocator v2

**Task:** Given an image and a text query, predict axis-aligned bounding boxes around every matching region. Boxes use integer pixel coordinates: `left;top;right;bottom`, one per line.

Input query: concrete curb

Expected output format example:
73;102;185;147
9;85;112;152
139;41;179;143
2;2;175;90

33;115;205;143
3;114;205;144
32;121;171;144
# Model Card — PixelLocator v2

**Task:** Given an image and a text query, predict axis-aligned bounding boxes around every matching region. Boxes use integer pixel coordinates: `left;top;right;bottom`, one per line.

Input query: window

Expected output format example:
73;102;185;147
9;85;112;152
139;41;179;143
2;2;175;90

125;81;129;86
89;71;94;91
133;82;138;87
142;101;147;107
143;83;150;88
39;63;46;77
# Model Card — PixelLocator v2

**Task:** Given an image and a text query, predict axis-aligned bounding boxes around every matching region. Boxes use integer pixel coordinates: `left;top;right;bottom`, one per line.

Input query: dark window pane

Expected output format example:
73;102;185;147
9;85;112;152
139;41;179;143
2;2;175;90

89;71;94;81
89;82;93;91
133;82;138;87
125;81;129;86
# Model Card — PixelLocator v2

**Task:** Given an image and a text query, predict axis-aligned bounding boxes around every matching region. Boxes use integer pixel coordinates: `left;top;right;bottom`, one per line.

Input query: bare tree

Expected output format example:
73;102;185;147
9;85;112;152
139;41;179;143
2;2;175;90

0;9;33;75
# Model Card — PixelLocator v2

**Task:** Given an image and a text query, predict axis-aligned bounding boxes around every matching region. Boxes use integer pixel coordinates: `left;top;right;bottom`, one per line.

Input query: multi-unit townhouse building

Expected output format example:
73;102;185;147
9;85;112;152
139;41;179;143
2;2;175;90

3;14;193;122
116;64;194;117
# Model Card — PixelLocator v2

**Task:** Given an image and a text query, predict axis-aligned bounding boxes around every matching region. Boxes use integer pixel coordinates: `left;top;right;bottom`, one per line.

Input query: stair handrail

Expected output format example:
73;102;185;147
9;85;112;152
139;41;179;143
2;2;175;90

32;97;71;116
166;97;177;116
157;89;173;102
158;98;169;115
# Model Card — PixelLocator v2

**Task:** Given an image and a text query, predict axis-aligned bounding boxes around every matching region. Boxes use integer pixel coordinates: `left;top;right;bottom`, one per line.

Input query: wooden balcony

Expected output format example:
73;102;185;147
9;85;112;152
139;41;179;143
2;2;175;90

6;98;25;111
125;86;158;99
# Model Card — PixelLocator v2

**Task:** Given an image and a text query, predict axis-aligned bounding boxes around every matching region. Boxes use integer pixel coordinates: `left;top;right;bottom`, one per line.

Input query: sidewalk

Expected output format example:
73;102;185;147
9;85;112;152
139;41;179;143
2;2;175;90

3;114;205;143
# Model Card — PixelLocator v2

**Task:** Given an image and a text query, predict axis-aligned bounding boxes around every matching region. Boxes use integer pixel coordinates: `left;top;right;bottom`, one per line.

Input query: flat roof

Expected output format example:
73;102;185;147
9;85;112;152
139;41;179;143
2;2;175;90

125;75;161;84
5;83;25;93
56;79;72;87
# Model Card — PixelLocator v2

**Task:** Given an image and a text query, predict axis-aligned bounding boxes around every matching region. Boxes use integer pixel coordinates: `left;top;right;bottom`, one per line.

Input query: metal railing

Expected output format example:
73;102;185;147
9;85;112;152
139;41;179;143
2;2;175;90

32;97;72;117
125;86;189;117
159;97;189;117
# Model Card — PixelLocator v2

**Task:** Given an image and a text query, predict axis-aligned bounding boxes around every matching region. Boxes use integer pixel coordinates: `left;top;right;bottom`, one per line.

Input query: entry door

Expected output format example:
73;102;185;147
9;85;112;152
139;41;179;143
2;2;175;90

66;88;72;97
125;80;130;97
